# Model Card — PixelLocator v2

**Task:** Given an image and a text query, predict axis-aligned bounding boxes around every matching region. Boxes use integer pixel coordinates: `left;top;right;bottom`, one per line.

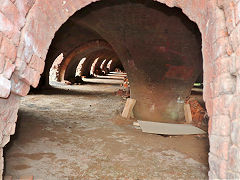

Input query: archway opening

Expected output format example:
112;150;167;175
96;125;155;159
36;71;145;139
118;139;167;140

49;53;64;83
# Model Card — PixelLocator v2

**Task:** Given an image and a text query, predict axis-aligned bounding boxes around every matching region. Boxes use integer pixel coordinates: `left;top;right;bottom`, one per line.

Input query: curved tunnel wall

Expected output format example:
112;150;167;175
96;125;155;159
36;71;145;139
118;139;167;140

67;0;203;123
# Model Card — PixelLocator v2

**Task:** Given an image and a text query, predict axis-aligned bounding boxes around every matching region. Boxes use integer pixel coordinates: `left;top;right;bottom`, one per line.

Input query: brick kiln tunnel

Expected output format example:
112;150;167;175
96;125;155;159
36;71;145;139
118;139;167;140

45;0;203;123
0;0;239;179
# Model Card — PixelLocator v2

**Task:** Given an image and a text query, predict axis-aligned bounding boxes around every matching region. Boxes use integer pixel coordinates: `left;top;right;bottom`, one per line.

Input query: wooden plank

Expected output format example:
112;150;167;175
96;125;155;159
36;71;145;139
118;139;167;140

130;111;135;118
121;98;136;119
184;103;192;123
138;120;206;135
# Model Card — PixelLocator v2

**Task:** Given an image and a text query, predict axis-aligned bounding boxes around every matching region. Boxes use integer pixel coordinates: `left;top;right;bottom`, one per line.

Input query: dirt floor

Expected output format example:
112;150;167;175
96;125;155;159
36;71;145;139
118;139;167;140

3;76;209;179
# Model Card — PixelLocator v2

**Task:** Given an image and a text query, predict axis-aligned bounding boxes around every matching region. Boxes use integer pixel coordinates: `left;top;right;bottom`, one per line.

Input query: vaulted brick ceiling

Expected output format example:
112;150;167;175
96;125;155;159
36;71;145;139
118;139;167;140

44;0;202;122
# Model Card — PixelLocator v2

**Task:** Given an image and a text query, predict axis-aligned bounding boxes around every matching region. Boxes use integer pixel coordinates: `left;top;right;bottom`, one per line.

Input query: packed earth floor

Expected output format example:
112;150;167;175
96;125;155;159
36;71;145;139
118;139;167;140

3;76;209;179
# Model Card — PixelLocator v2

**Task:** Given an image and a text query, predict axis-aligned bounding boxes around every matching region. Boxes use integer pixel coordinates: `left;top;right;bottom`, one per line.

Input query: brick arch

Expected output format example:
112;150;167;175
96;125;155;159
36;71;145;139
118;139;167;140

57;39;114;81
80;50;120;77
14;0;210;94
13;0;215;99
14;0;208;93
100;59;112;74
0;0;237;178
64;49;117;80
85;51;117;76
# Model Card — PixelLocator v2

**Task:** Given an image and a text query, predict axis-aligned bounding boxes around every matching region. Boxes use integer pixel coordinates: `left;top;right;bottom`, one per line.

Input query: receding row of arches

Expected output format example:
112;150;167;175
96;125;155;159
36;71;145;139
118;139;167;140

49;41;124;84
42;37;124;87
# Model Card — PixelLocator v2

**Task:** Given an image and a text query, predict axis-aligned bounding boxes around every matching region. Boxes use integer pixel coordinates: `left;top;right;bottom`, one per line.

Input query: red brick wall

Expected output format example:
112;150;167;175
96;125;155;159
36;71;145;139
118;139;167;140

0;0;239;178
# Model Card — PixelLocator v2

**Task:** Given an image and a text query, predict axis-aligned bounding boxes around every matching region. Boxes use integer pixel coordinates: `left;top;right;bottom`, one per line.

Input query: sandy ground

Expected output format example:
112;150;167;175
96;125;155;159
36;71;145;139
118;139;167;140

3;77;209;179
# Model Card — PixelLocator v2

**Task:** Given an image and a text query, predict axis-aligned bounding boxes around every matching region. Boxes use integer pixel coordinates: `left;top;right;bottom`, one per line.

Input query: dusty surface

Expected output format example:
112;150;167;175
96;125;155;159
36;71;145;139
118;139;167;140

4;78;209;179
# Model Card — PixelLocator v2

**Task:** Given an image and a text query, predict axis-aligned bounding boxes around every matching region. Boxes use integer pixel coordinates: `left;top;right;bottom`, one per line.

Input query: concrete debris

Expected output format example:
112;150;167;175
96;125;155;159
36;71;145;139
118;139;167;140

133;121;141;129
